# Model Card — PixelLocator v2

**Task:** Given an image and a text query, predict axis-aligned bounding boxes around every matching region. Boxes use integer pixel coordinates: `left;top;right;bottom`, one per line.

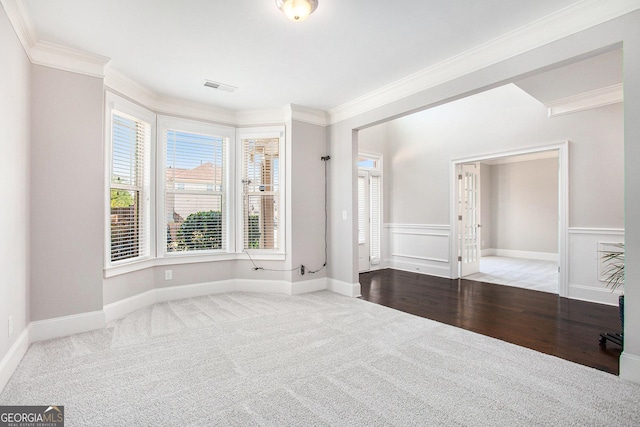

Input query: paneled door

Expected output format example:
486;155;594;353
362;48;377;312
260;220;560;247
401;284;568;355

459;163;481;277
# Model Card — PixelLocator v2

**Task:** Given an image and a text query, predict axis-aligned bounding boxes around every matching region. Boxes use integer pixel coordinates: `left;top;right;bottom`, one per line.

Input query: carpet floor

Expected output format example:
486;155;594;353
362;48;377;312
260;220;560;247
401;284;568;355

465;256;558;293
1;291;639;426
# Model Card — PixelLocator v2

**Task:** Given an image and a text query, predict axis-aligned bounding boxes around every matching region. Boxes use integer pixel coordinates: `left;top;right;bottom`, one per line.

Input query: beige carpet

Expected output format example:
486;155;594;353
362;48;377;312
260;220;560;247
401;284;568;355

1;291;639;426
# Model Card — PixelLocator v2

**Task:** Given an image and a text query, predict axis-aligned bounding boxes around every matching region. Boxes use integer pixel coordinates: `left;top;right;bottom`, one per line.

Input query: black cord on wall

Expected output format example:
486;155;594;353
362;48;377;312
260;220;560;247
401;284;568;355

245;155;330;274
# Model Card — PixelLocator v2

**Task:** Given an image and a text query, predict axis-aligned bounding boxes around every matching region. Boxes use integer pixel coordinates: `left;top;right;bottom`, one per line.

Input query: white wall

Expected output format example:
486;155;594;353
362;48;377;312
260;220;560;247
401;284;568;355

0;3;30;365
30;65;105;320
489;158;558;254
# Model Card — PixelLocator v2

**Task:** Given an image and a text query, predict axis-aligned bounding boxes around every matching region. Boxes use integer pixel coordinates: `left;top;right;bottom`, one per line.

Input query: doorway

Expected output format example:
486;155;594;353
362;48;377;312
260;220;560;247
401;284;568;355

358;152;382;272
451;143;568;296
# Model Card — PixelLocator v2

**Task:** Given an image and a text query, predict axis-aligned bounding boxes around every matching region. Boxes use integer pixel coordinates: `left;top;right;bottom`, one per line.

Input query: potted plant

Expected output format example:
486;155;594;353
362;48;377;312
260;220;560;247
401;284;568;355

601;243;624;330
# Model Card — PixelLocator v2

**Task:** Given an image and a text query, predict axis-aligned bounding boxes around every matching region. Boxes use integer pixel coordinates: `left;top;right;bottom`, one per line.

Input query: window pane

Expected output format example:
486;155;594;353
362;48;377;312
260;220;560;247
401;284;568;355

242;137;279;250
165;129;226;253
109;108;150;263
110;189;139;261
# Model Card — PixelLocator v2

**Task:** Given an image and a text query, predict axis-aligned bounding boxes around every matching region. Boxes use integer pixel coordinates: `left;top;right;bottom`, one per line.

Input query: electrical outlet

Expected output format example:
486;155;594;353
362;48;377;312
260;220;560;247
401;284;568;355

8;315;13;337
165;270;173;280
300;265;305;275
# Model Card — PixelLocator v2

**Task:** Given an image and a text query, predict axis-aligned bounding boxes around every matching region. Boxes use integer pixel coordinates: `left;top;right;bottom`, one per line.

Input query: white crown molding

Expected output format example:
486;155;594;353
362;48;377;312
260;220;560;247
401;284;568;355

546;83;623;117
284;104;328;127
30;41;110;78
328;0;640;125
236;109;287;126
0;0;37;58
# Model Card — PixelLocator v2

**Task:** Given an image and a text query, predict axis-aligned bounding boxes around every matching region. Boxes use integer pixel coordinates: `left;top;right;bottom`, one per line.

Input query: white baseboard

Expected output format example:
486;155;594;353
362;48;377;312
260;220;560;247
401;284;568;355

30;311;106;343
291;278;328;295
104;290;156;323
620;352;640;383
105;278;330;322
568;284;620;306
482;248;558;262
384;259;451;279
0;327;30;393
328;279;361;297
156;280;236;303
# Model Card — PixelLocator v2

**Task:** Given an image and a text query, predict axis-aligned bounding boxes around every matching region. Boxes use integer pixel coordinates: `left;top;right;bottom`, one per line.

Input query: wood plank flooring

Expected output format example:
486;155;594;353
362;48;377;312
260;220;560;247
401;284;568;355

359;269;622;375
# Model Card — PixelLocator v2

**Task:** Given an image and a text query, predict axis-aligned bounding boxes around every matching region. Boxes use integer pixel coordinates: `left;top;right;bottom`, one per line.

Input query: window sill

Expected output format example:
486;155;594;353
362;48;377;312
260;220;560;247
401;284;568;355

104;252;287;278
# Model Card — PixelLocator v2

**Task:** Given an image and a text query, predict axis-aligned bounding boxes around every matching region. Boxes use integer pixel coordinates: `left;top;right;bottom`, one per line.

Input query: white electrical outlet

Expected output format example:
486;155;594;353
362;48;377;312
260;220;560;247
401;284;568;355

8;315;13;337
165;270;173;280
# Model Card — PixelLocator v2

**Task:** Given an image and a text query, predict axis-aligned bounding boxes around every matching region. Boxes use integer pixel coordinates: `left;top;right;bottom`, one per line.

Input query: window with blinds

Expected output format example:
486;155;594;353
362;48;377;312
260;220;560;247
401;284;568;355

241;137;280;250
109;111;151;262
164;129;227;253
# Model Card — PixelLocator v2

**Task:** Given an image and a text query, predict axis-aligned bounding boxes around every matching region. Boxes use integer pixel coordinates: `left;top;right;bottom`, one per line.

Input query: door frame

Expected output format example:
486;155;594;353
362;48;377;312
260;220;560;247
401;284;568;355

449;141;569;297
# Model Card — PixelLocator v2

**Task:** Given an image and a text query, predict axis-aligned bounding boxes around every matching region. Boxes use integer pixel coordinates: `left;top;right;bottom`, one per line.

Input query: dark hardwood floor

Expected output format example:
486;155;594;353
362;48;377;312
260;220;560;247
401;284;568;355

359;269;622;375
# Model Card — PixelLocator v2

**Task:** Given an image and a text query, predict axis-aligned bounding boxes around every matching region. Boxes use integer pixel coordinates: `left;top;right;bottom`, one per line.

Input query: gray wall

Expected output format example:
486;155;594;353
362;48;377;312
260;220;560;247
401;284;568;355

489;158;558;254
289;120;328;282
30;66;104;320
0;5;31;360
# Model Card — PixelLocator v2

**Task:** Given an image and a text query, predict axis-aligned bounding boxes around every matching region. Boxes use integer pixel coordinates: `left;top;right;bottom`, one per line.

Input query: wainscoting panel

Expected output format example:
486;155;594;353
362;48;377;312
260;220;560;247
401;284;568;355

383;224;451;278
567;228;624;306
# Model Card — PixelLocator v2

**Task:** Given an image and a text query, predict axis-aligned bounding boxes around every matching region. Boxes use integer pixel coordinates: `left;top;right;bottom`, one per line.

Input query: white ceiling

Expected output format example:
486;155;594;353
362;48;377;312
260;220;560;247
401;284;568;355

24;0;582;112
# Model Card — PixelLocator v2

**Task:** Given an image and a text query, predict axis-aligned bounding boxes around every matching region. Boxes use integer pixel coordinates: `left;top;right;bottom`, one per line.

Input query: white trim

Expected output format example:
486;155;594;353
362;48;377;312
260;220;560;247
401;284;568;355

284;104;328;127
391;253;449;264
385;223;450;231
547;84;623;117
104;278;330;322
568;283;622;306
328;279;361;297
383;260;451;279
29;311;106;343
449;142;569;296
236;109;287;126
0;327;30;393
30;41;110;78
0;0;37;58
392;231;449;238
620;352;640;384
568;227;625;235
328;0;640;124
105;69;283;127
482;249;558;262
291;278;328;295
103;290;157;323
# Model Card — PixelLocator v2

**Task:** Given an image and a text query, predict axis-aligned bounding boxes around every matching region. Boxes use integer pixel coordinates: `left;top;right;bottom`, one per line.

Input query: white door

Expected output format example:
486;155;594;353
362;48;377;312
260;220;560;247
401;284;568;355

459;163;481;277
358;172;370;272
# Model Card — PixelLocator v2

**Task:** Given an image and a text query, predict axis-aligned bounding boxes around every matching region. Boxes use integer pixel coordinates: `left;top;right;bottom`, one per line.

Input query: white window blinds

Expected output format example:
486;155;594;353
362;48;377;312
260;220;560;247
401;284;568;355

242;137;279;250
165;129;226;253
358;175;366;245
370;174;381;265
110;111;151;262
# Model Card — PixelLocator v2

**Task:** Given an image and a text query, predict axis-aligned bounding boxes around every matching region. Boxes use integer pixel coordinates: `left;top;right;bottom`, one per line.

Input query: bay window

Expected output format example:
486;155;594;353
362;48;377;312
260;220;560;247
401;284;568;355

105;92;285;273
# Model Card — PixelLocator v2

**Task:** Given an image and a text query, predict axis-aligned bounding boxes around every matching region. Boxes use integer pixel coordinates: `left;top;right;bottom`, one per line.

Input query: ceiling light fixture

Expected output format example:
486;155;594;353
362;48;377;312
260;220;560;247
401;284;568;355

276;0;318;22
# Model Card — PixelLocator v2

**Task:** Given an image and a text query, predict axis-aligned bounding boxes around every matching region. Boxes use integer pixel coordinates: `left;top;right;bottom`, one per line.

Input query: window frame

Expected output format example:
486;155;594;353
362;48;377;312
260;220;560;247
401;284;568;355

157;115;235;258
236;126;286;255
104;92;157;270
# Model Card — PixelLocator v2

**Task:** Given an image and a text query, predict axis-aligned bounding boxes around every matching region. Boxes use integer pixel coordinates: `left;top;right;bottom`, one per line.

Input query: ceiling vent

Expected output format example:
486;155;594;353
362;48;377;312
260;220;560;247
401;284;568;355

203;80;237;93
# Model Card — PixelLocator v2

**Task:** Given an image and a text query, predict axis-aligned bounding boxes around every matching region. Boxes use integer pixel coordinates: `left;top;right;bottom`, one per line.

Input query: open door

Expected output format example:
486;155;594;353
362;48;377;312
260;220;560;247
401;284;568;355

459;163;481;277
